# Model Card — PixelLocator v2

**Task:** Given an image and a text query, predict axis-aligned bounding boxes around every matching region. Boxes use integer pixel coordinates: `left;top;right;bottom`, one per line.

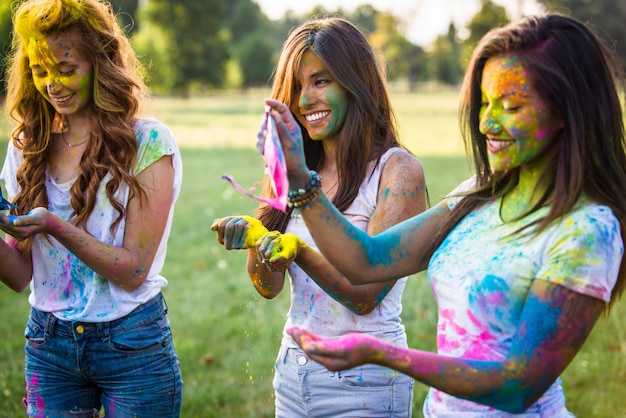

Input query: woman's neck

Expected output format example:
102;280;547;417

500;152;553;222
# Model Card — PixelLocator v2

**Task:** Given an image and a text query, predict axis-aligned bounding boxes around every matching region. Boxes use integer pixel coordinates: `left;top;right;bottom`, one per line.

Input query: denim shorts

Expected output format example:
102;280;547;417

274;345;414;417
23;292;183;418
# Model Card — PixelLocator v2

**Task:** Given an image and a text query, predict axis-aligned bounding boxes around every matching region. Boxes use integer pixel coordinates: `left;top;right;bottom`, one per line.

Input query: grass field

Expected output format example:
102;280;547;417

0;89;624;417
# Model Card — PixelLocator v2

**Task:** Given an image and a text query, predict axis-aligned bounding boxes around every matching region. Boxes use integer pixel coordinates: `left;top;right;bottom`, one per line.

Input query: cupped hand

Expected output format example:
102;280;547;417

256;231;299;272
210;215;269;249
263;99;311;186
286;327;380;371
0;207;53;240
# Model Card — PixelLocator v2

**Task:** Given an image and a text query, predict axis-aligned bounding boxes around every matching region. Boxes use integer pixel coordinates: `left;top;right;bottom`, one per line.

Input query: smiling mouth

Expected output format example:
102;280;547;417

52;94;73;105
487;138;514;152
304;111;330;122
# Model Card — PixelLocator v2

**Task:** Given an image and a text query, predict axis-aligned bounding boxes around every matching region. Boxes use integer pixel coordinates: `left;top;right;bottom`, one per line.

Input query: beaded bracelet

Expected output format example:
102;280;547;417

287;170;322;209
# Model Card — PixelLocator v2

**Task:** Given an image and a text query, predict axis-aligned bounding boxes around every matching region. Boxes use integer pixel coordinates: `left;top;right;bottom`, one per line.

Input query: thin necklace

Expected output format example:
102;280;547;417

61;132;90;148
324;177;339;195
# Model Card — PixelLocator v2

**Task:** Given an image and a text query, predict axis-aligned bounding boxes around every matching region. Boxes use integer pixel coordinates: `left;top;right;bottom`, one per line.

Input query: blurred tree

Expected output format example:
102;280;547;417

131;19;173;95
350;4;377;34
267;11;302;54
405;44;428;91
369;11;425;86
459;0;509;71
141;0;229;96
0;0;12;97
465;0;510;48
235;34;275;88
223;0;264;44
537;0;626;70
223;0;275;89
428;23;464;85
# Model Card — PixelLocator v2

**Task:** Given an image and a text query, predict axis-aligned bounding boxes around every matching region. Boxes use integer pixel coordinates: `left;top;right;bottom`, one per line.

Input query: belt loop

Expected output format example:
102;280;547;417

103;321;111;338
161;292;168;314
45;311;57;337
281;346;290;365
98;320;111;339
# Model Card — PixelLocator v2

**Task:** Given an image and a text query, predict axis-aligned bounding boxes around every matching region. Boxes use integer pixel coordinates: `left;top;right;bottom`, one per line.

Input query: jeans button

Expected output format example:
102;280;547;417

297;355;307;365
75;324;85;334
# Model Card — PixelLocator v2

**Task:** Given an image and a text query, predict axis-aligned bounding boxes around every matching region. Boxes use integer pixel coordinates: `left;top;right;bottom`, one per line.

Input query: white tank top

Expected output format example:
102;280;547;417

282;147;410;349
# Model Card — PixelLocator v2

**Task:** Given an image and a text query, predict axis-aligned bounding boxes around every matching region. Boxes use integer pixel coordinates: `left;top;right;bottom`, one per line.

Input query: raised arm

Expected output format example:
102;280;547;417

254;150;427;313
265;98;448;284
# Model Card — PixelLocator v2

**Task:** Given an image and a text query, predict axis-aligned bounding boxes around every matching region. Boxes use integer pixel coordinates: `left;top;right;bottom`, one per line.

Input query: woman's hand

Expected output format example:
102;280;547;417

211;215;269;249
263;99;311;187
255;231;300;273
0;207;53;240
287;327;381;371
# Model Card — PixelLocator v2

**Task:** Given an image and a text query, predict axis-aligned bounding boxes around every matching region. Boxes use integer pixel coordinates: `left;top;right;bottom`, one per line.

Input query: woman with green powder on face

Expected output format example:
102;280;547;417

0;0;183;416
212;17;426;417
260;13;626;417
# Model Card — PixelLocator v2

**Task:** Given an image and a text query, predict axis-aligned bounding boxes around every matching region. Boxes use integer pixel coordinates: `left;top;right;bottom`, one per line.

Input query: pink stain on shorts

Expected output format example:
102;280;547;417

223;108;289;212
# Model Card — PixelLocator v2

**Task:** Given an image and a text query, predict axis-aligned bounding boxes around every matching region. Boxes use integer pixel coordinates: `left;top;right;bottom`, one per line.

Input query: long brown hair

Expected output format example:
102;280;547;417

258;16;408;231
429;14;626;309
5;0;147;254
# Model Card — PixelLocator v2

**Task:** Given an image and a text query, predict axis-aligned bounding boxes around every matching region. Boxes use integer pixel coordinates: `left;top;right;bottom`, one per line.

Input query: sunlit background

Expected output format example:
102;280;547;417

255;0;543;45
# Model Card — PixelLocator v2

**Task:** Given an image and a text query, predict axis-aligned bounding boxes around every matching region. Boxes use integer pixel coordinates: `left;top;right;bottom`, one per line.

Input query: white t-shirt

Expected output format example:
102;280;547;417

1;117;183;322
424;177;622;416
282;147;412;349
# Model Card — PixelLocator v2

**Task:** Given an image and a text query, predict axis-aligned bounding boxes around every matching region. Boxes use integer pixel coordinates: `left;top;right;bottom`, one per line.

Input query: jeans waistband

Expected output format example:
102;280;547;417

30;292;167;339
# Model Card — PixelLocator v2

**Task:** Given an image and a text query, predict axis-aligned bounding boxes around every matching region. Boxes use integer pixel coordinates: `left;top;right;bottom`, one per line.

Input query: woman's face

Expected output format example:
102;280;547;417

479;54;562;172
28;31;94;118
294;52;348;141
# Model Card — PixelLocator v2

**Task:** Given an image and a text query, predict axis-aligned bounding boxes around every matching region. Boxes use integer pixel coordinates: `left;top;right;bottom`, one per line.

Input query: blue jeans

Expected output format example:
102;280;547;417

23;293;182;418
274;345;414;417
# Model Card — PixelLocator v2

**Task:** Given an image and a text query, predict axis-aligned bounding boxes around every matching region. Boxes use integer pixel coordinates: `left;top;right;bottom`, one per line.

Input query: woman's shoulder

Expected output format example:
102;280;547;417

381;146;414;160
567;196;620;228
378;147;424;184
132;117;181;174
134;117;172;137
133;117;177;148
380;146;423;172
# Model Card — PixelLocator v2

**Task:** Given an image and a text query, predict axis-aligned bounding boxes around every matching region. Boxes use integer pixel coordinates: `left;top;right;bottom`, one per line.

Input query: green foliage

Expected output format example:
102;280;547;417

131;19;175;95
3;0;626;96
142;0;229;96
537;0;626;70
222;0;275;90
465;0;510;48
369;12;426;84
427;23;464;86
223;0;264;44
235;35;274;89
458;0;510;74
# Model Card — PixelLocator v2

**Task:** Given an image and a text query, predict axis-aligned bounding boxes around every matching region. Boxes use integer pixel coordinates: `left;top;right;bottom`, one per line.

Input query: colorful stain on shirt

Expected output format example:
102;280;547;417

425;188;622;413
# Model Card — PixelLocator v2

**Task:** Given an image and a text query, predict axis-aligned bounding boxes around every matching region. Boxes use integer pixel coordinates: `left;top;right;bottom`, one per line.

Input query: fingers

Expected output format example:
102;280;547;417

210;217;223;231
211;216;252;250
263;99;301;142
263;99;311;186
255;231;299;272
264;99;289;117
255;231;281;272
287;326;318;347
238;215;269;246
